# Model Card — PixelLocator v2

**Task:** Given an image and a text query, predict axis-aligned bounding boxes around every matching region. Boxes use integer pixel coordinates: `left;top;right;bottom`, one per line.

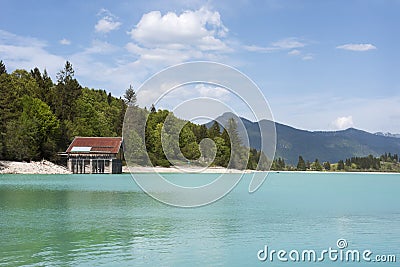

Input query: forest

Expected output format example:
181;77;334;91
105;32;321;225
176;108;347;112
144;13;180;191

0;60;125;162
123;105;269;169
0;60;267;170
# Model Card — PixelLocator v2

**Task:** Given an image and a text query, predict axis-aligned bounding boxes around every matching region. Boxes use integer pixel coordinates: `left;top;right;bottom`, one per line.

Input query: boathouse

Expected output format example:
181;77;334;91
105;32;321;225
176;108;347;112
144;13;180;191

65;137;123;174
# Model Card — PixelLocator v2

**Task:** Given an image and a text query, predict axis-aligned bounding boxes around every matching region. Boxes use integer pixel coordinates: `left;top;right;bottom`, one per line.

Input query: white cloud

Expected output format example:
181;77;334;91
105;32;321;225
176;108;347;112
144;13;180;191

0;29;46;47
332;116;354;130
126;7;231;65
336;43;377;52
244;37;306;53
0;29;138;95
271;38;306;49
288;49;301;56
243;45;275;52
302;54;313;61
95;9;122;33
59;38;71;45
0;30;65;76
128;8;227;48
287;49;313;60
125;42;200;63
84;39;119;54
196;84;229;98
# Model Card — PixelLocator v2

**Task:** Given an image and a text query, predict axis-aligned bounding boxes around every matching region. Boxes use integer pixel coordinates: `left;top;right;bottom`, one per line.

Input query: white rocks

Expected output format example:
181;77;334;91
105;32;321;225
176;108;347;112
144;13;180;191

0;160;72;174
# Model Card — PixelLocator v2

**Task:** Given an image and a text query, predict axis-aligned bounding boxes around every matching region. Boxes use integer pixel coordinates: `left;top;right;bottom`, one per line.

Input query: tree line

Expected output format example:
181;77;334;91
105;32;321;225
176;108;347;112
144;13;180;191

0;60;126;162
4;59;395;172
123;105;270;170
271;153;400;172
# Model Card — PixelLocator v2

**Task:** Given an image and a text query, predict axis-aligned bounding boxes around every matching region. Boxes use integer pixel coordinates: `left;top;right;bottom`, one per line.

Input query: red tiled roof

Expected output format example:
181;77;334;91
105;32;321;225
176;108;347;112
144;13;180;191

66;137;123;154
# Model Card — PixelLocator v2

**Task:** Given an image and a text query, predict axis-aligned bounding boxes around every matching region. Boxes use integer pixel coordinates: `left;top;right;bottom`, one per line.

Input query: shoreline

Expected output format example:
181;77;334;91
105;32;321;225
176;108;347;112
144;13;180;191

0;160;72;174
1;160;398;175
123;165;253;174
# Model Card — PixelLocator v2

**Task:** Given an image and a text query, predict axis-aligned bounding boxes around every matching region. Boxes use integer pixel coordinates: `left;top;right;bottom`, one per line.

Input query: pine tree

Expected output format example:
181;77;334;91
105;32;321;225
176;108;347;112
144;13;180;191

208;121;221;139
314;158;323;171
150;104;156;113
0;60;6;75
124;85;137;106
53;61;82;121
337;160;345;170
297;155;306;171
323;161;331;170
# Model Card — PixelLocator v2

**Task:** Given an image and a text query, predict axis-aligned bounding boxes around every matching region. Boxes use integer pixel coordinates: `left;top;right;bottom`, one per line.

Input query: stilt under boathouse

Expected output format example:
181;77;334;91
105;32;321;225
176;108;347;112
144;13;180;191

65;137;123;174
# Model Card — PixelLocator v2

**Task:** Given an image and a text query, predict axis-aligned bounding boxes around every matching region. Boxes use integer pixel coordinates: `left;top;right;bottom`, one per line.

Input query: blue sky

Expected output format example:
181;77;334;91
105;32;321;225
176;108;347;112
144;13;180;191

1;0;399;133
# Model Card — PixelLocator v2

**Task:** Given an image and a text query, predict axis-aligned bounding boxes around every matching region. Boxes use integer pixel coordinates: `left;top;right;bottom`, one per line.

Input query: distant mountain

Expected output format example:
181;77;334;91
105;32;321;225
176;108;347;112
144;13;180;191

375;132;400;138
207;113;400;165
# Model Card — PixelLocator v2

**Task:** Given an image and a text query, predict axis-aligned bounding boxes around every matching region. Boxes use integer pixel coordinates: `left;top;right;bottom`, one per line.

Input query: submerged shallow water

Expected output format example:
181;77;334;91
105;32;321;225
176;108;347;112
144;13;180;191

0;172;399;266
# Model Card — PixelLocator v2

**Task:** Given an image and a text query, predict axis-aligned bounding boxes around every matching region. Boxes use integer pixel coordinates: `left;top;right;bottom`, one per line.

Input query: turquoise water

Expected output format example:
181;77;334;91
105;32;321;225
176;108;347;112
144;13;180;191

0;172;399;266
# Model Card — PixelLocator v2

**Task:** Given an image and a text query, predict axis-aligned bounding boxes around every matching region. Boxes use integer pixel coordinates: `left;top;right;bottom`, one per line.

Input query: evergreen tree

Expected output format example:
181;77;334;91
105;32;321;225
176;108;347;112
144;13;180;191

30;67;54;104
337;160;345;170
123;85;137;106
5;96;59;161
227;118;241;148
192;124;208;143
345;158;351;167
213;136;230;167
53;61;82;121
226;118;248;169
52;61;82;149
306;160;311;170
53;61;81;119
0;60;6;74
297;155;306;171
208;121;221;139
313;158;323;171
150;104;156;113
323;161;331;170
107;92;112;105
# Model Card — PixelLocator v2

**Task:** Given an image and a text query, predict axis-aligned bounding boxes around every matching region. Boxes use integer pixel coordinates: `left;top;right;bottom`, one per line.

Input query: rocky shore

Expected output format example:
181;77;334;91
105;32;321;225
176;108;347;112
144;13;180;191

0;160;72;174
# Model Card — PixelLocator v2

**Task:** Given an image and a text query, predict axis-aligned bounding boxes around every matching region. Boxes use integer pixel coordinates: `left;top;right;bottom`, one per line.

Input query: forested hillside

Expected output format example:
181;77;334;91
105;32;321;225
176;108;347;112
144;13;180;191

0;60;126;162
0;60;266;170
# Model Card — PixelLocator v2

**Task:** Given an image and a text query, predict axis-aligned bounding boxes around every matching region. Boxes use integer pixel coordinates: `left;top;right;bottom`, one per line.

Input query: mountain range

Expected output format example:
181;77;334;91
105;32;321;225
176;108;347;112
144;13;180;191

207;113;400;165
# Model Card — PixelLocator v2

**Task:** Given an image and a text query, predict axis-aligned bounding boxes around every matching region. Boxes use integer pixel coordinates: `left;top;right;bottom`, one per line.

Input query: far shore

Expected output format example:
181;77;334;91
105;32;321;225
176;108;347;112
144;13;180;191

1;160;399;175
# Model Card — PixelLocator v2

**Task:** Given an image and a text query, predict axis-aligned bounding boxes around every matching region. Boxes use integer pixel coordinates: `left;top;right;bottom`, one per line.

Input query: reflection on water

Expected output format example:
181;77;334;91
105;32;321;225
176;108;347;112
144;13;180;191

0;173;399;266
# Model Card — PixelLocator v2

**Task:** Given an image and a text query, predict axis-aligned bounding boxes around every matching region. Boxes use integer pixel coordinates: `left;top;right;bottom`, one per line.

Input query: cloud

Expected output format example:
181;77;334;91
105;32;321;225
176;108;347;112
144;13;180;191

0;7;233;97
196;84;229;98
288;49;301;56
126;7;231;65
336;43;376;52
0;29;46;47
0;29;136;95
244;37;306;53
287;49;313;60
95;9;122;33
84;39;119;54
332;116;354;130
243;45;274;52
271;38;306;49
301;54;313;61
128;7;227;48
59;38;71;45
0;30;65;75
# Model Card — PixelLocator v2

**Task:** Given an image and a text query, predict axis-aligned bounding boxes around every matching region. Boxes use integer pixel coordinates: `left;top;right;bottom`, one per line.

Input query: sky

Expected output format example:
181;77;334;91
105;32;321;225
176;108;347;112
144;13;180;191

1;0;399;133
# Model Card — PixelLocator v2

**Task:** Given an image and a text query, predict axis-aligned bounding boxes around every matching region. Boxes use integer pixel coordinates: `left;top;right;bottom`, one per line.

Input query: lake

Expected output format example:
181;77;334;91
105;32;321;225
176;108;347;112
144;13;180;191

0;172;399;266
